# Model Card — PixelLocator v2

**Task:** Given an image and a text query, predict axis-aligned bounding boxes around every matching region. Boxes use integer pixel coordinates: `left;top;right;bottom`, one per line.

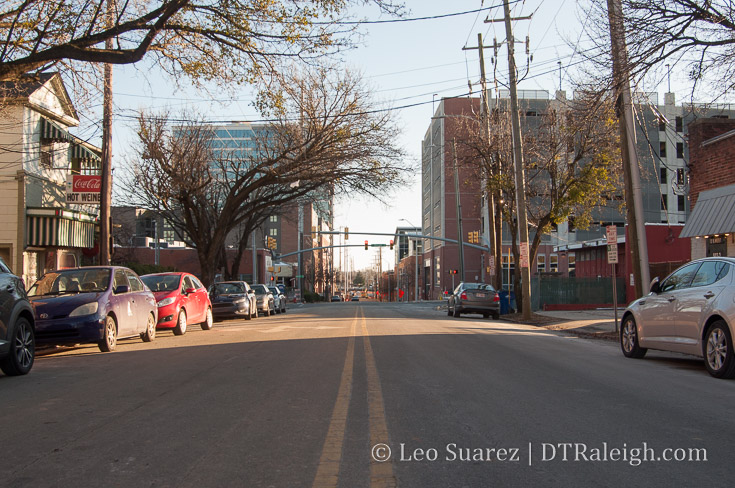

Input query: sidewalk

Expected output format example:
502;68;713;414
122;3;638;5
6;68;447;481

529;309;623;340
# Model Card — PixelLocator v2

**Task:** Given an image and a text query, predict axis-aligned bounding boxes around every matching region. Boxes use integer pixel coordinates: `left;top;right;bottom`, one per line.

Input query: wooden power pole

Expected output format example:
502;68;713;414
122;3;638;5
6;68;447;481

606;0;650;297
99;0;115;265
487;1;533;319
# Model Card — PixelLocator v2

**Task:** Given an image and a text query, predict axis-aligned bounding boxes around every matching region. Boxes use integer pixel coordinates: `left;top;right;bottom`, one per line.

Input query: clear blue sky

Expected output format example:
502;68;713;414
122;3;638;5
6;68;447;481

99;0;688;271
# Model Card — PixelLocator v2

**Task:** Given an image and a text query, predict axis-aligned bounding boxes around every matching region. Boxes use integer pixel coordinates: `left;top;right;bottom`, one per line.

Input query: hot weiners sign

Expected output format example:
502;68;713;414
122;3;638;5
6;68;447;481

66;175;101;204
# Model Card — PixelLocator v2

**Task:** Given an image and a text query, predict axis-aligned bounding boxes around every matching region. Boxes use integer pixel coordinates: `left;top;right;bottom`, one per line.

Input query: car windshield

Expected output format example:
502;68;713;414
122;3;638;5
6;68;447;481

211;282;246;295
251;285;268;295
29;268;111;296
141;274;181;292
268;287;279;294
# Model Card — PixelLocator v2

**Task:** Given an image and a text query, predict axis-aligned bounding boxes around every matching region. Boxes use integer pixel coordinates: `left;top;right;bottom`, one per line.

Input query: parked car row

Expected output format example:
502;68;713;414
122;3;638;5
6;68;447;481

0;263;290;377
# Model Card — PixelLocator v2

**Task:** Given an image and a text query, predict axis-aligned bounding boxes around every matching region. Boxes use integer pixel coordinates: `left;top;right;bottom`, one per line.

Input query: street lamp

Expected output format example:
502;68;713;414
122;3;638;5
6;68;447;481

399;218;420;303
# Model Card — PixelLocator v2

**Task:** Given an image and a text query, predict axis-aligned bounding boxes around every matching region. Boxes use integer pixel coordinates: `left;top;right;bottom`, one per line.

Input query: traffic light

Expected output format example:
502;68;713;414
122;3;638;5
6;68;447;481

467;231;473;243
270;275;274;281
267;237;277;249
389;239;394;250
473;231;479;243
364;240;368;250
344;227;349;240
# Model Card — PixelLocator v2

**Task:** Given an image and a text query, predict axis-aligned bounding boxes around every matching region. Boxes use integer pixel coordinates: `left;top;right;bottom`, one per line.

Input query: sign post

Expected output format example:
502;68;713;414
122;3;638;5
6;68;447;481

606;225;619;332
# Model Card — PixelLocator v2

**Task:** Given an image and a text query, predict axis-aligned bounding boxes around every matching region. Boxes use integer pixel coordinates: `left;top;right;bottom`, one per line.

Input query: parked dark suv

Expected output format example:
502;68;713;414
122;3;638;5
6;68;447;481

0;257;35;376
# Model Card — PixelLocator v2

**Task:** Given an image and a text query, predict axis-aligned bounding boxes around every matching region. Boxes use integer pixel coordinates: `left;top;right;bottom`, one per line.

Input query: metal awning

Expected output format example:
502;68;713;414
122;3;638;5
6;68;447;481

26;209;97;248
680;184;735;238
41;117;74;143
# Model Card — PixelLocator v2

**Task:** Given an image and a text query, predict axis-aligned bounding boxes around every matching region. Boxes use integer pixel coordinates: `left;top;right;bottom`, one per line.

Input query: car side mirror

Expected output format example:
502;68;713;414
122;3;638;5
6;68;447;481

114;284;130;294
248;289;255;294
185;287;196;295
649;277;661;294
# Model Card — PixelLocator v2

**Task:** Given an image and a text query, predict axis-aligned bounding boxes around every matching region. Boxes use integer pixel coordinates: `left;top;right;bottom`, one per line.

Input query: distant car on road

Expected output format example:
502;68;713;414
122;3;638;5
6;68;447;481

351;295;359;302
28;266;157;352
268;285;287;313
621;257;735;378
251;284;275;316
0;256;35;376
141;272;213;334
331;295;342;302
447;282;500;319
209;281;257;320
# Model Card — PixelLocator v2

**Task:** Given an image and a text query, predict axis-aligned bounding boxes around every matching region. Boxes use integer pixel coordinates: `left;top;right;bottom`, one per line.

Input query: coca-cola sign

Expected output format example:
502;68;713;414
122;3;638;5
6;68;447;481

66;175;101;205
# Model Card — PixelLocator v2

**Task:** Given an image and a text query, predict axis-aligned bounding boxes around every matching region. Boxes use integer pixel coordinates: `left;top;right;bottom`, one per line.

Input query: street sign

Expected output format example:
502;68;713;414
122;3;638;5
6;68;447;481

607;244;618;264
519;242;530;268
606;225;618;264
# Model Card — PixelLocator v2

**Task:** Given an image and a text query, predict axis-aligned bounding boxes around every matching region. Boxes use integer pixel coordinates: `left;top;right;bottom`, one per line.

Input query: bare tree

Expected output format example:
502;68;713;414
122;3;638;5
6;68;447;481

581;0;735;100
123;66;409;286
458;93;622;311
0;0;404;83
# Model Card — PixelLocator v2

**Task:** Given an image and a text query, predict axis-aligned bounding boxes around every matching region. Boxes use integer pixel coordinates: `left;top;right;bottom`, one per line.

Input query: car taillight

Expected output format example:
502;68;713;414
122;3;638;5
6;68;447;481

493;293;500;302
460;292;468;300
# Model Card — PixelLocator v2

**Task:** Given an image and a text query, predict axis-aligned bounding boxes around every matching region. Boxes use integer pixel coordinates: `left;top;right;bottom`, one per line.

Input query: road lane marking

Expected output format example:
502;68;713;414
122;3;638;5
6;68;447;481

361;309;397;488
312;311;357;488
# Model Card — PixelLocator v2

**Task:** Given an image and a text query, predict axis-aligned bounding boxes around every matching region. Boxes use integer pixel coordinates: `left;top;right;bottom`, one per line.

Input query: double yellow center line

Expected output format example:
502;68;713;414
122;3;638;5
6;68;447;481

312;308;396;488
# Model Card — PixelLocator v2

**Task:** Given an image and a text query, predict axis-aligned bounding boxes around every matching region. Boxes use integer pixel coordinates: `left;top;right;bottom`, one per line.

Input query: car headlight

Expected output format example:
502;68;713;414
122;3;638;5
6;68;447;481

232;297;247;304
157;297;176;307
69;302;99;317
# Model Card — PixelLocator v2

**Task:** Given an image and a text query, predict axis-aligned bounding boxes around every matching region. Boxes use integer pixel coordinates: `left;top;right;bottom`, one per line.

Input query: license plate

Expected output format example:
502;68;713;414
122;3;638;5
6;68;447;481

475;293;486;298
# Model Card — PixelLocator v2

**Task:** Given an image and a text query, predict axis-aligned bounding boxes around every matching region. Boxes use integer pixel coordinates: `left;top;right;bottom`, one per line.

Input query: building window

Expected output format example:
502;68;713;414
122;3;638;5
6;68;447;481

568;253;576;277
676;142;684;159
660;167;667;183
675;116;683;132
661;196;668;211
435;257;441;287
537;254;546;274
40;142;53;169
658;116;666;132
678;195;686;212
269;228;278;236
502;254;515;289
549;254;558;272
269;215;278;223
659;142;666;158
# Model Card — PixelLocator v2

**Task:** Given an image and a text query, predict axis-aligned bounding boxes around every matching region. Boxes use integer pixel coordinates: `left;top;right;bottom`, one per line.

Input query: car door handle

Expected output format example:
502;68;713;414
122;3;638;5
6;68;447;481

704;291;715;299
667;296;676;302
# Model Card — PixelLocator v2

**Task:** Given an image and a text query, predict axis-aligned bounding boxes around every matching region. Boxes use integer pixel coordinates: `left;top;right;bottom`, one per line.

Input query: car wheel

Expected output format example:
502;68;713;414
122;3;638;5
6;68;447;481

453;307;461;318
200;307;214;330
275;302;281;314
620;315;647;359
271;301;276;315
483;313;490;319
0;317;35;376
281;302;286;313
492;312;500;320
704;321;735;378
141;313;156;342
252;302;258;319
244;304;252;320
447;304;453;316
99;315;117;352
173;309;187;335
263;305;270;317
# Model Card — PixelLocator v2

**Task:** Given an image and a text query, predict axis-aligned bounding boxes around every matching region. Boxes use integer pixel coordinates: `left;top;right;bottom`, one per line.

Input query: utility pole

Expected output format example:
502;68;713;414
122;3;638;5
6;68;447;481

99;0;115;265
452;139;465;283
606;0;650;297
488;1;533;319
463;33;501;290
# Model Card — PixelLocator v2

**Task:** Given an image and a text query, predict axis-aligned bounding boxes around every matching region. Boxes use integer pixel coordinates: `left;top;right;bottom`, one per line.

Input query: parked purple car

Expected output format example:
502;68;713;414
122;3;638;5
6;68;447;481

28;266;157;352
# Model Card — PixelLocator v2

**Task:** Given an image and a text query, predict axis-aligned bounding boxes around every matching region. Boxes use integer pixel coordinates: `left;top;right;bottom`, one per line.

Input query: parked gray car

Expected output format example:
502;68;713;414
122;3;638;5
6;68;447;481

621;257;735;378
0;257;35;376
268;285;287;314
251;284;275;316
447;282;500;319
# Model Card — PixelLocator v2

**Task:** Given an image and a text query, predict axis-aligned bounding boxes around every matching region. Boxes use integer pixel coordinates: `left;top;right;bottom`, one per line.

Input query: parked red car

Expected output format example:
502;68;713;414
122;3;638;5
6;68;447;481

141;272;213;335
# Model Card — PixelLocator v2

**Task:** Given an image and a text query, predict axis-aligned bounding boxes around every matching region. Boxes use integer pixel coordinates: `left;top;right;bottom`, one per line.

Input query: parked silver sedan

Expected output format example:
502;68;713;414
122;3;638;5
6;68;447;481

621;257;735;378
268;285;287;314
447;282;500;319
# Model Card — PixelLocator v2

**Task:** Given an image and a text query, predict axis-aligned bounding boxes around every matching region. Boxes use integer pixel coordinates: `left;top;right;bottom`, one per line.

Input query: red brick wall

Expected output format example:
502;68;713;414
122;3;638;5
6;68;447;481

687;118;735;207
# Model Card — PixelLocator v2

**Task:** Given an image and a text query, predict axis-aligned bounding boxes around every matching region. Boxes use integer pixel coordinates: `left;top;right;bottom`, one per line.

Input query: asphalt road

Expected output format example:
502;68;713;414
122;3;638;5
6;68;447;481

1;301;732;487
